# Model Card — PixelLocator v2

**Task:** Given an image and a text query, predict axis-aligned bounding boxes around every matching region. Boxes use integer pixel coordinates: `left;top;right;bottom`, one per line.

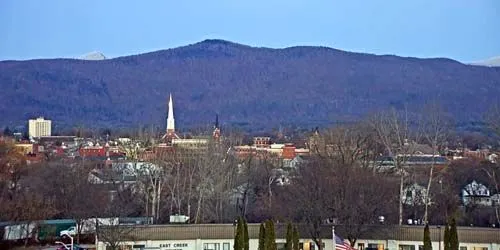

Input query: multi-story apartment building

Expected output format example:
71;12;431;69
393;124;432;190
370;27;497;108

28;117;51;138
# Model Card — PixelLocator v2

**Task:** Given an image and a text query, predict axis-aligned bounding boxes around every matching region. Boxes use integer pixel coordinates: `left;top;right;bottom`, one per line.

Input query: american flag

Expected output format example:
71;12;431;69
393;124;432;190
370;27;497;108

335;235;355;250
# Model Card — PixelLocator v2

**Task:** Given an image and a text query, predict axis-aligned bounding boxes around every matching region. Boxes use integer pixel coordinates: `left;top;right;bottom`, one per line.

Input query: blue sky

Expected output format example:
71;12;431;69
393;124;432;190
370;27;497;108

1;0;499;62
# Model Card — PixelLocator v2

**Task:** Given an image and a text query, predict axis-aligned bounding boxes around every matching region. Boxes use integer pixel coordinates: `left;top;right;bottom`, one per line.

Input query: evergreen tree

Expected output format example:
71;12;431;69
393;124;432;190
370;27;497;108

292;225;300;250
285;223;293;250
234;217;244;250
423;224;432;250
444;224;450;250
258;223;266;250
449;218;459;250
243;218;249;250
265;220;277;250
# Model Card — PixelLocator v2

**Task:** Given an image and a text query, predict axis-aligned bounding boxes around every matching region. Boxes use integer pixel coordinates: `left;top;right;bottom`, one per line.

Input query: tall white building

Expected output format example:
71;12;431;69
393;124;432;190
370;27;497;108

28;117;51;138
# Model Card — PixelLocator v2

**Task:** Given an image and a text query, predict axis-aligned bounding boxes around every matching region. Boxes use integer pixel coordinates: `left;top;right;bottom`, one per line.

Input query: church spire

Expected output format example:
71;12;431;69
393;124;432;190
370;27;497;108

167;93;175;133
214;114;219;129
213;113;221;141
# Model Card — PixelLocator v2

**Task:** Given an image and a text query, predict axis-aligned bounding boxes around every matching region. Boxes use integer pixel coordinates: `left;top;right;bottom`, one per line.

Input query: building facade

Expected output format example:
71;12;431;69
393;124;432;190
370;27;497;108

96;224;500;250
28;117;51;138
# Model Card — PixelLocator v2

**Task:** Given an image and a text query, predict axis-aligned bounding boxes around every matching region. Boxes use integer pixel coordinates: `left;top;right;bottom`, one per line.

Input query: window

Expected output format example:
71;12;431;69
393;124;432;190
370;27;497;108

472;247;487;250
133;245;145;250
399;245;415;250
460;247;467;250
368;244;384;250
204;243;220;250
418;245;424;250
310;242;325;250
223;243;230;250
277;243;286;250
107;246;132;250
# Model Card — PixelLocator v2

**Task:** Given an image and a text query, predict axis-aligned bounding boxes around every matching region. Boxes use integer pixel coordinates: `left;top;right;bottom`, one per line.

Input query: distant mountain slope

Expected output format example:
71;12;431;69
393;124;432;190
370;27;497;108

1;39;500;131
81;51;107;60
470;56;500;67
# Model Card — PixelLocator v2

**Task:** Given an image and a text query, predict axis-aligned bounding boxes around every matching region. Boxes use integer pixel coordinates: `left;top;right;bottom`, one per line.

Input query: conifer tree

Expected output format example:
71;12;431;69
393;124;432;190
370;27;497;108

444;223;450;250
243;218;249;250
259;223;266;250
234;217;244;250
449;218;459;250
292;225;300;250
285;223;293;250
265;220;277;250
423;224;432;250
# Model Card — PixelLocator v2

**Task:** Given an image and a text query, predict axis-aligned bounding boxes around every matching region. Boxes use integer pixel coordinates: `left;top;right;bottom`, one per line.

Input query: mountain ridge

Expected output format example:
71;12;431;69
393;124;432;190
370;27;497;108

1;39;499;131
1;39;466;64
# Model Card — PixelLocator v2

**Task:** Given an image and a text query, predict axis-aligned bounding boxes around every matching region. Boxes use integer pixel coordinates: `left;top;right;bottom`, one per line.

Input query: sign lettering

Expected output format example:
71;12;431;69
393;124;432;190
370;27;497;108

159;243;190;250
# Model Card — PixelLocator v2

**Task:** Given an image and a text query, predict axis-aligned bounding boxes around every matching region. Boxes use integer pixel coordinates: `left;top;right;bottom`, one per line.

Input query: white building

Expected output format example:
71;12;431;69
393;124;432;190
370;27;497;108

462;180;492;206
28;117;51;138
95;224;500;250
402;183;429;206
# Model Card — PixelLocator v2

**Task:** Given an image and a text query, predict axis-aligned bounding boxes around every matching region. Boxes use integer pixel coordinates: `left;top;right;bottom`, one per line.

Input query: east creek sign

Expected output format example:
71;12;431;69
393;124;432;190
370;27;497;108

159;243;191;250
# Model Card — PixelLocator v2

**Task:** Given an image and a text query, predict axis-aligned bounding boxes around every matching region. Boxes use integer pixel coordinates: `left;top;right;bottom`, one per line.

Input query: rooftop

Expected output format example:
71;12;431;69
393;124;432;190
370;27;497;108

98;224;500;243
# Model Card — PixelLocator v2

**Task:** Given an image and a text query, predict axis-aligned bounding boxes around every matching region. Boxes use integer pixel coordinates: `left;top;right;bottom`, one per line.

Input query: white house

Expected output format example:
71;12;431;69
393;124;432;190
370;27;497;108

462;180;492;206
402;183;429;206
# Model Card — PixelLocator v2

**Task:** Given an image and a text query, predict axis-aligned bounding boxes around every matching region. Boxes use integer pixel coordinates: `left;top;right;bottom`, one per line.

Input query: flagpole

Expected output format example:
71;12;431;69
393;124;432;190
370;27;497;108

332;225;335;250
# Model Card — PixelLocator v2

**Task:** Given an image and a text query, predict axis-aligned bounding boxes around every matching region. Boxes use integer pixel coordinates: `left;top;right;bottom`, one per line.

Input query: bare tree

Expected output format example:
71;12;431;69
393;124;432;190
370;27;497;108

234;155;257;218
0;139;29;221
161;147;198;221
280;157;333;250
5;181;57;246
419;102;452;224
0;140;58;246
369;107;419;225
204;140;239;223
97;213;134;250
481;163;500;226
97;182;138;250
190;139;240;223
33;159;111;243
133;161;164;223
279;155;397;249
317;123;382;167
329;162;397;245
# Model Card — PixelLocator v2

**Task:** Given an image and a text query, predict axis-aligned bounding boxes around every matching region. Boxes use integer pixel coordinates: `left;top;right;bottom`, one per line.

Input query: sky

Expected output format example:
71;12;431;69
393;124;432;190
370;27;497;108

0;0;499;62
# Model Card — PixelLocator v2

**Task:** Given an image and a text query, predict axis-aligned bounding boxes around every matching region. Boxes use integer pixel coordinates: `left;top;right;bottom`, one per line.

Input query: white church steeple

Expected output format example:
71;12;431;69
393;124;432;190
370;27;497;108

167;93;175;133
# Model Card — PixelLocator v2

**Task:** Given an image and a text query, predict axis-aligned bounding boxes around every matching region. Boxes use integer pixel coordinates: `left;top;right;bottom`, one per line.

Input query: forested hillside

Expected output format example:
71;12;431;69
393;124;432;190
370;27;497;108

1;39;500;131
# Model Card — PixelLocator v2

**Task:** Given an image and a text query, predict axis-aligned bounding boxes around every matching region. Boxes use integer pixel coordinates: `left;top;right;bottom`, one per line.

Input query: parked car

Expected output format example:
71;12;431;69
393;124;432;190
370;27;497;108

59;226;76;237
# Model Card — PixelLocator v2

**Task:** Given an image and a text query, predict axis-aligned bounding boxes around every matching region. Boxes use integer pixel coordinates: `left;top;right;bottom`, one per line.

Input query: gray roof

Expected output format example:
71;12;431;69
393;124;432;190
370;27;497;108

98;224;500;243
